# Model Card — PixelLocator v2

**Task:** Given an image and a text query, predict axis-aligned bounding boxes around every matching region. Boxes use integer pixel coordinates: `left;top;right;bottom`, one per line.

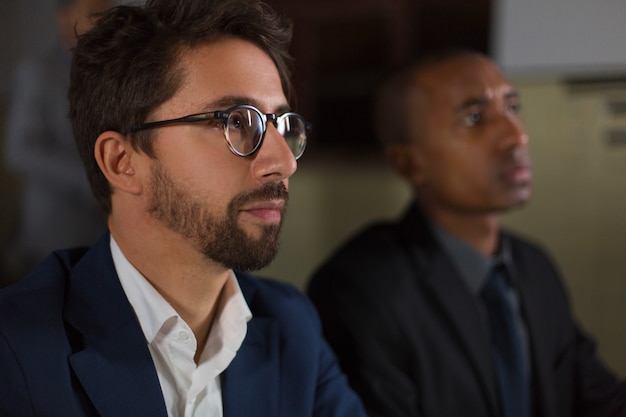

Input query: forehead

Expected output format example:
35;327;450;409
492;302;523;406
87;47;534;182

416;55;514;109
167;38;287;114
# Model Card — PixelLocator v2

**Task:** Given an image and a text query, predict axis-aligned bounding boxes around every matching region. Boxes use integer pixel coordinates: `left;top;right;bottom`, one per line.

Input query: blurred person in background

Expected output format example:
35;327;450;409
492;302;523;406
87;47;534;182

308;49;626;417
2;0;111;284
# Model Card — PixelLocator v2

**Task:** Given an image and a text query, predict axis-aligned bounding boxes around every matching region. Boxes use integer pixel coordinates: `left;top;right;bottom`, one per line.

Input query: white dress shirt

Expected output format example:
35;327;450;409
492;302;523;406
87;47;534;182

111;236;252;417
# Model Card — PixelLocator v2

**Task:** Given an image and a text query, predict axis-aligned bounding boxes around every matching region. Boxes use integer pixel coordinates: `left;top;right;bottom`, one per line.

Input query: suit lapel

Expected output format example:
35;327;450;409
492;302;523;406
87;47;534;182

513;250;558;417
401;206;499;415
221;276;280;417
421;251;500;415
221;316;280;417
63;234;168;417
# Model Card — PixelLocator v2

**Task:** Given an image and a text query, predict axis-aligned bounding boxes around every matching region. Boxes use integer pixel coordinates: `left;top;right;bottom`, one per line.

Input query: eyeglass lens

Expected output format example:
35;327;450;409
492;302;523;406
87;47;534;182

226;108;262;155
224;107;307;159
277;114;307;159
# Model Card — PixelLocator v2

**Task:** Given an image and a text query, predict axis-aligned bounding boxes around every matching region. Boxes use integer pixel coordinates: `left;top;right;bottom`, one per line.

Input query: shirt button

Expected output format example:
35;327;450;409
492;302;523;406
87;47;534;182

178;330;190;341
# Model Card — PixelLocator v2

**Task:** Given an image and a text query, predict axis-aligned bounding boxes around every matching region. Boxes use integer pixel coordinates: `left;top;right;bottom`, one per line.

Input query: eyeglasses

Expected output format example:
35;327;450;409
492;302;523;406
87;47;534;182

130;104;310;159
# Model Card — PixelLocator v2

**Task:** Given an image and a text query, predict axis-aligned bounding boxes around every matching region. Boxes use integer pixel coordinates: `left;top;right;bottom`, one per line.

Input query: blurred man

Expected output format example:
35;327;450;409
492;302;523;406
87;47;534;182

3;0;111;282
0;0;367;415
308;49;626;417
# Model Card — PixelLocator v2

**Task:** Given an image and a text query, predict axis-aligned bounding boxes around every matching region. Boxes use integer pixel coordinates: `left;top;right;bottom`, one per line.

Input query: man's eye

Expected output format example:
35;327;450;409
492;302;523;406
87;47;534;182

507;102;521;114
463;111;481;126
231;117;244;129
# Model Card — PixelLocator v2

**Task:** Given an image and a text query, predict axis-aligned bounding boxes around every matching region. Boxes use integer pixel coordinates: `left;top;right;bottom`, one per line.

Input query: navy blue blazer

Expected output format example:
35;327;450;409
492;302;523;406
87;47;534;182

0;233;367;417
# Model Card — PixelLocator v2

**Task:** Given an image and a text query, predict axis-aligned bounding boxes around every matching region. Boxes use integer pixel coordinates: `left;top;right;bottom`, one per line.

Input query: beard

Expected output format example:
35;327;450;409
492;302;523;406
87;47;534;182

146;161;288;271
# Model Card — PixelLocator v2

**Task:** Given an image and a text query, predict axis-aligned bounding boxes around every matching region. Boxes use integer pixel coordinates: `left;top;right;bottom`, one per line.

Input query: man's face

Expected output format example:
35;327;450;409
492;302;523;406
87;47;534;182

404;55;531;217
144;38;297;270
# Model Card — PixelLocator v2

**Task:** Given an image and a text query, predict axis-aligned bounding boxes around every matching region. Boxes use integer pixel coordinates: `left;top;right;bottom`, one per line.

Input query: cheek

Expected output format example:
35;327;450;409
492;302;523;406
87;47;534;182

162;138;237;184
159;152;238;202
429;152;489;194
185;166;241;203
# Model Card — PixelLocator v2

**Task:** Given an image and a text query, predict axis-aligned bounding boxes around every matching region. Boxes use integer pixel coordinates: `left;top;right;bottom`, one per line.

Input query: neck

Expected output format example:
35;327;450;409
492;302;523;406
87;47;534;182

109;216;230;362
420;205;500;256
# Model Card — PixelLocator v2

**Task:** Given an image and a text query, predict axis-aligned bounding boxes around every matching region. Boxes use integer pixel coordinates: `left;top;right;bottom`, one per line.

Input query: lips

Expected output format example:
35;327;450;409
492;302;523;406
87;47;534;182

502;163;532;184
240;199;286;223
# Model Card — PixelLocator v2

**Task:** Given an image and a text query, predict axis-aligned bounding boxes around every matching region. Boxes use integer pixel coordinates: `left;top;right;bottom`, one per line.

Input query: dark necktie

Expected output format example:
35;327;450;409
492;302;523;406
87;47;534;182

480;266;530;417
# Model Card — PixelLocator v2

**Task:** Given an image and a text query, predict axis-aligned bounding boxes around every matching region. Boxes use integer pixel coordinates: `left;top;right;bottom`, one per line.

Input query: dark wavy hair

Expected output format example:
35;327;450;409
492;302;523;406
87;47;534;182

69;0;294;213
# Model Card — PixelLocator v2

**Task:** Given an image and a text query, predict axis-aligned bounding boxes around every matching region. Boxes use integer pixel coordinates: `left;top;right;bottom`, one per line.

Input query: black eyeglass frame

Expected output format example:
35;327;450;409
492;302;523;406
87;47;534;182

129;104;311;159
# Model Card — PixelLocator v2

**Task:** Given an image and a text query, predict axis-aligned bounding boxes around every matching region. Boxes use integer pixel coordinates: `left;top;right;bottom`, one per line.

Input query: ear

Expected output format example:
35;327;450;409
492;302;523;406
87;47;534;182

94;131;143;195
384;144;424;185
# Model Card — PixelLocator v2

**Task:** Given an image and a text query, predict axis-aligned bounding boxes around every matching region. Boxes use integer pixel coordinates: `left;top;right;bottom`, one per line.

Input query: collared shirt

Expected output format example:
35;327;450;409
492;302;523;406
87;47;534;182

431;224;494;295
431;223;515;293
430;224;531;374
111;236;252;417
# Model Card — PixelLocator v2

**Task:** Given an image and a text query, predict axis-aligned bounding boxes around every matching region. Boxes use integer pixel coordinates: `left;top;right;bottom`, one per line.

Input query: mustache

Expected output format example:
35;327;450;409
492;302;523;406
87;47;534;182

510;147;531;165
231;182;289;208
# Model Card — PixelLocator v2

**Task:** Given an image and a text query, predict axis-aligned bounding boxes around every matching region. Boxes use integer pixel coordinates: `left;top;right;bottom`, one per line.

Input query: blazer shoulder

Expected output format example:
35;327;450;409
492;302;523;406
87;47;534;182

321;221;405;267
308;219;413;289
236;272;316;320
504;230;559;267
0;247;89;321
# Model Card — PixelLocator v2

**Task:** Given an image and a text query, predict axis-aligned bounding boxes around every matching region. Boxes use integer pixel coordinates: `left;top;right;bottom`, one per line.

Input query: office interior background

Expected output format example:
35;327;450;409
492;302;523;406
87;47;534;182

1;0;625;375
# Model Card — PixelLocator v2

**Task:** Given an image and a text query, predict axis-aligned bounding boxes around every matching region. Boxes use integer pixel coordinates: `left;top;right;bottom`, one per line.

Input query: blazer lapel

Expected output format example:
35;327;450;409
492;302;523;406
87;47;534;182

420;251;500;415
221;316;279;417
401;205;500;415
514;255;558;417
63;234;168;417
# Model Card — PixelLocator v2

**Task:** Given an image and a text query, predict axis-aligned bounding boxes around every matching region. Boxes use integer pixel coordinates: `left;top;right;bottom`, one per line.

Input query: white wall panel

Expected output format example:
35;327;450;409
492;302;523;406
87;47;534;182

492;0;626;77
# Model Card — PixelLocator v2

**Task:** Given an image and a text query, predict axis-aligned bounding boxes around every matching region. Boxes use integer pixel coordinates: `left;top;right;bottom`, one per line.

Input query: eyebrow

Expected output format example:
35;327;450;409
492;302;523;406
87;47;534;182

454;90;520;113
201;95;292;115
455;97;488;113
503;90;520;101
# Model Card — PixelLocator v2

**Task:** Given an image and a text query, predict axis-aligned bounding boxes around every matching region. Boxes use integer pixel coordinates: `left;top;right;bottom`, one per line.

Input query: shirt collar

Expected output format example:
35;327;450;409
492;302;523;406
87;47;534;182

199;269;252;363
111;236;175;344
430;223;513;294
110;235;252;346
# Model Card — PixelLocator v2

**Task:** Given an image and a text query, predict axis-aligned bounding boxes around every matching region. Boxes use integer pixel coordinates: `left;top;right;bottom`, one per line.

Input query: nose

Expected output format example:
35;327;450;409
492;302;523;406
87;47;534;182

496;113;529;151
251;124;298;182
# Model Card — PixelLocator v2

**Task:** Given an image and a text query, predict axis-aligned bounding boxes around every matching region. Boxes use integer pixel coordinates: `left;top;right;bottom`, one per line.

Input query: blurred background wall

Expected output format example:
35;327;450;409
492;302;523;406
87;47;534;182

1;0;624;375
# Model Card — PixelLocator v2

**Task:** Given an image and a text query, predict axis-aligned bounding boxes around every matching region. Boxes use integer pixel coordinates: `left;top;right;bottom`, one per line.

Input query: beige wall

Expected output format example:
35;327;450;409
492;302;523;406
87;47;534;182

261;78;626;377
260;155;412;289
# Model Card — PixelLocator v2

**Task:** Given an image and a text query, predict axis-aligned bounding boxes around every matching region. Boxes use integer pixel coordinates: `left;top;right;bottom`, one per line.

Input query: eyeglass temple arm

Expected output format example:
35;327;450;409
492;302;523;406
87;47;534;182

129;111;224;133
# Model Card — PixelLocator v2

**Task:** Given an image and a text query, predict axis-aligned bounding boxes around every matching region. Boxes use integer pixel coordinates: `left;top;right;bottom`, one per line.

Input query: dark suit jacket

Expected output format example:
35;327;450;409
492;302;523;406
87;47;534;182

307;204;626;417
0;233;367;417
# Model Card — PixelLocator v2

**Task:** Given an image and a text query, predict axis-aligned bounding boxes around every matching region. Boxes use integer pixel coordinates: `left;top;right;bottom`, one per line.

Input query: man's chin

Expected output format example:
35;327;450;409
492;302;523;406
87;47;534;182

228;246;280;272
227;235;281;271
499;193;531;213
239;220;282;240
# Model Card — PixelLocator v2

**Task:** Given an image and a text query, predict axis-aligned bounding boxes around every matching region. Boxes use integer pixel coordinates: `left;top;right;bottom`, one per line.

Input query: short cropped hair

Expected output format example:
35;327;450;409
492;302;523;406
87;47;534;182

57;0;73;9
373;48;483;147
69;0;294;213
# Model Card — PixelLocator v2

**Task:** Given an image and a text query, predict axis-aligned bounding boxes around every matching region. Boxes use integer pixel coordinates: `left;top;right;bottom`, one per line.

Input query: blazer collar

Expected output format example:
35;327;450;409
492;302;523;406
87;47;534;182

62;237;283;417
512;246;559;417
400;203;501;414
221;273;280;417
63;233;168;417
403;203;560;415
